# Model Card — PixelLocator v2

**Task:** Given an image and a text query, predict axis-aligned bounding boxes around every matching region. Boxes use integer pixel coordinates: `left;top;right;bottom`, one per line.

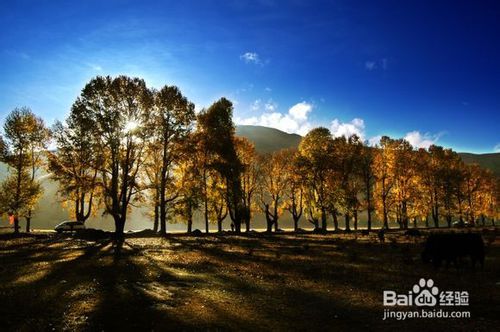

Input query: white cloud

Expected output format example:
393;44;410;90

330;118;366;140
368;135;382;147
289;101;312;121
240;52;261;65
403;131;441;149
251;99;261;111
264;100;277;112
494;143;500;153
235;101;313;135
265;87;272;92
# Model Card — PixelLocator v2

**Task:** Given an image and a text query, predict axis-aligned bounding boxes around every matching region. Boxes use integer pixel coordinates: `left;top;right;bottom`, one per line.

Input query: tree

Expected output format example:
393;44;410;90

147;86;195;235
235;137;259;232
282;149;305;231
258;150;288;232
298;127;335;231
79;76;153;239
360;144;375;231
0;172;41;233
391;139;416;229
197;98;246;233
48;101;100;224
172;151;202;233
373;136;396;229
333;135;363;231
206;169;228;232
440;150;462;227
0;107;49;233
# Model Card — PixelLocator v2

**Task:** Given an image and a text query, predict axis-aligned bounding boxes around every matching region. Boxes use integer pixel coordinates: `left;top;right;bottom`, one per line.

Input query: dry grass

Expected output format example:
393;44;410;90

0;228;499;331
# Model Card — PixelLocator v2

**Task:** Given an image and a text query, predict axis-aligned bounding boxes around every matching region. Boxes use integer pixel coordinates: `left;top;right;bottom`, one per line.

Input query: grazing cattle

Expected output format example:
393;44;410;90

421;233;485;269
378;229;385;243
405;229;421;237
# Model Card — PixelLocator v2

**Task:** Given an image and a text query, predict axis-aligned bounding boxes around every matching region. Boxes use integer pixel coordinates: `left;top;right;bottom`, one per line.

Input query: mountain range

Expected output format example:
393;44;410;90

236;125;500;177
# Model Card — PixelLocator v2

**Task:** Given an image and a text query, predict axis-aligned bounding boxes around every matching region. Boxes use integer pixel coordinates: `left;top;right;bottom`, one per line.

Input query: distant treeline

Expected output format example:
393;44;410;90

0;75;498;236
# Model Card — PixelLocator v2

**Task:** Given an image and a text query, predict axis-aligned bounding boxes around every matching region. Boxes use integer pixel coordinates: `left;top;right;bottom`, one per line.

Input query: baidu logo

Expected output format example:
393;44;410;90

413;278;439;306
383;278;468;307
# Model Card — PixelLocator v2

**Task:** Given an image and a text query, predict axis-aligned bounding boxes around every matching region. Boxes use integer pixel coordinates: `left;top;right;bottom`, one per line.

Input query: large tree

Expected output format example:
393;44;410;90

235;137;259;232
197;98;246;233
79;76;153;238
299;127;335;231
373;136;396;229
333;135;363;231
147;86;195;235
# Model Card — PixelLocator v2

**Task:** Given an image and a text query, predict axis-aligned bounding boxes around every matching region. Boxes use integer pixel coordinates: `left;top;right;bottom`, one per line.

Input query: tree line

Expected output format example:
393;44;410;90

0;75;498;236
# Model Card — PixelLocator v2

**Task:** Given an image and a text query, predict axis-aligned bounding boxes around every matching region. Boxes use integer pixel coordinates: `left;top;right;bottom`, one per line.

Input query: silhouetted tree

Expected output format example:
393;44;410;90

197;98;246;233
79;76;153;239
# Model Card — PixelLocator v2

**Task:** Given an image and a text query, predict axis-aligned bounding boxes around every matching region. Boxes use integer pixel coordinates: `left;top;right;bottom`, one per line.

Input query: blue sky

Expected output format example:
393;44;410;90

1;0;499;153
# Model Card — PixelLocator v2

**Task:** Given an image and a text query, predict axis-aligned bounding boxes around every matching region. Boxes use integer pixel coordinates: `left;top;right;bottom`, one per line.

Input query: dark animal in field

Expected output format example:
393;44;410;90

361;230;370;236
405;229;421;237
421;233;485;269
377;229;385;243
191;229;203;236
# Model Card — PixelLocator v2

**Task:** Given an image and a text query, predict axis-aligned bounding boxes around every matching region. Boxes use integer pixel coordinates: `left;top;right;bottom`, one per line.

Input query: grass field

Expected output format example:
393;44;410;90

0;228;499;331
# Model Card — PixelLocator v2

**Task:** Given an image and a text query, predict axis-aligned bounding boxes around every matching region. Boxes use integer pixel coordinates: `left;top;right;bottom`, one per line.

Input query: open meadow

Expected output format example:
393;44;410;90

1;228;499;331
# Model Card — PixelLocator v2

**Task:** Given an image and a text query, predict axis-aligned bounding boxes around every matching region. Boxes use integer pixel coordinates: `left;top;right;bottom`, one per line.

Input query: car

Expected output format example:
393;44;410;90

452;220;474;228
55;221;85;233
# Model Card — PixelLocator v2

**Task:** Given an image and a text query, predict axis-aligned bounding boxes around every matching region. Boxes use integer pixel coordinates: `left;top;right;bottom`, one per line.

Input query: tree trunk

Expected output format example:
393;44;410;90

25;210;32;233
321;208;327;231
153;202;159;232
413;217;417;228
383;202;389;229
367;209;372;231
425;216;429;228
293;216;299;231
14;216;20;234
159;198;167;235
345;213;350;231
187;217;192;233
332;211;339;231
353;210;358;231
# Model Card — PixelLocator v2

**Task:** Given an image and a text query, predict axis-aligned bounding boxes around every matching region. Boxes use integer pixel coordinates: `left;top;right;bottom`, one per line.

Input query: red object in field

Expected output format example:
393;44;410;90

9;215;14;225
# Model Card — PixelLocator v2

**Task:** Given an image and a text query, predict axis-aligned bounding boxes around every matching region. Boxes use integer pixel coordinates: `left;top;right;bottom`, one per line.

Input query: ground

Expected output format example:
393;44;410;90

0;228;499;331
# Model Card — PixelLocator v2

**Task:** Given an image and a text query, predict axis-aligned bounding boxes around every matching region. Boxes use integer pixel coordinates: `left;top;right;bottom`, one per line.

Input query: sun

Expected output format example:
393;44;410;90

124;120;139;133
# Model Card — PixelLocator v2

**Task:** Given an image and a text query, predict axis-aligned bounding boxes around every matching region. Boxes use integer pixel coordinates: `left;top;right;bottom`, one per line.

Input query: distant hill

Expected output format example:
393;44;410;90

458;152;500;177
236;125;500;177
235;125;302;154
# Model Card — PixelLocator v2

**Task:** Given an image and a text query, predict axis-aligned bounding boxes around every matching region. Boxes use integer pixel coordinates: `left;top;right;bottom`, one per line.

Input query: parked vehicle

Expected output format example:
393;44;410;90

55;221;85;233
452;220;473;228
